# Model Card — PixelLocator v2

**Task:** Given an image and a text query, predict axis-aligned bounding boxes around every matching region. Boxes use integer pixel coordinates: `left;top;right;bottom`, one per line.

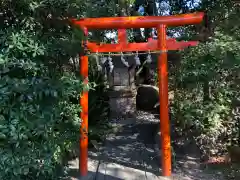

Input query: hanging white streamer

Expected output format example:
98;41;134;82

95;54;102;71
101;57;107;64
108;56;114;73
134;54;141;66
121;53;129;67
104;67;107;79
146;53;152;63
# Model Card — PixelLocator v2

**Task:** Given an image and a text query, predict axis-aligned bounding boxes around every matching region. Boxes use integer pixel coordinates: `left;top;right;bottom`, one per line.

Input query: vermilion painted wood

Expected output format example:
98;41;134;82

86;38;199;53
75;13;204;178
80;55;88;176
158;24;171;176
118;29;127;45
80;28;89;177
71;12;204;29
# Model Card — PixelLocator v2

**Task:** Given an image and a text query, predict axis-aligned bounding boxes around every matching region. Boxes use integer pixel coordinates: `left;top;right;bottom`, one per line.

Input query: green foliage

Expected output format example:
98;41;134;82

172;31;240;158
0;73;83;179
88;56;110;143
0;0;109;179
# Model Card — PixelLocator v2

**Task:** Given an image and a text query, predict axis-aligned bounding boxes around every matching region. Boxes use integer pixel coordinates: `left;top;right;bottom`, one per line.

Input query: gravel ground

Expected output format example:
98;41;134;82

66;110;227;180
107;110;226;180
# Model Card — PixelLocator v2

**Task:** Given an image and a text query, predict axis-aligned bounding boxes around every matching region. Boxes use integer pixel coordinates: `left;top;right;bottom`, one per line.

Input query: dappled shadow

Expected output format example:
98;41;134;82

63;110;228;180
88;121;162;176
87;111;204;179
151;110;202;159
200;162;240;180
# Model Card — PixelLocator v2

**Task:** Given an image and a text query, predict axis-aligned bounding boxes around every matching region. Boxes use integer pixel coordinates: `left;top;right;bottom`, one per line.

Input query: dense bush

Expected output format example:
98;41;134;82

171;32;240;158
88;56;110;144
0;0;109;179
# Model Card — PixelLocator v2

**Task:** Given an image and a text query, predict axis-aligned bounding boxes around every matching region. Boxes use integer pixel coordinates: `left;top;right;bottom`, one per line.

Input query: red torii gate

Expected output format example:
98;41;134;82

87;37;199;52
72;12;204;178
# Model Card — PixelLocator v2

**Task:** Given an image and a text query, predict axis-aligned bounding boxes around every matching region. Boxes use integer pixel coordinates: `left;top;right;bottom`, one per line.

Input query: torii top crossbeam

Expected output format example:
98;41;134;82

72;12;203;53
72;12;203;29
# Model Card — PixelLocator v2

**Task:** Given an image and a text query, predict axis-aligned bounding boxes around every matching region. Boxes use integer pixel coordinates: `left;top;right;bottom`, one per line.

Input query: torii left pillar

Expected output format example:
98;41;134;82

79;27;89;176
73;12;204;178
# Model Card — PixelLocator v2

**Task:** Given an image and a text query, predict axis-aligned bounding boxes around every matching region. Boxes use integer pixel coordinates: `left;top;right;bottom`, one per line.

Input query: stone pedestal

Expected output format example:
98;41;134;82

109;87;136;119
107;61;137;120
109;68;135;89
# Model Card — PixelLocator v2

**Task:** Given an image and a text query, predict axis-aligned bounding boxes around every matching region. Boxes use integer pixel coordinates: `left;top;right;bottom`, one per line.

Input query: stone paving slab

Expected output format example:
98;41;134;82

96;162;162;180
68;159;172;180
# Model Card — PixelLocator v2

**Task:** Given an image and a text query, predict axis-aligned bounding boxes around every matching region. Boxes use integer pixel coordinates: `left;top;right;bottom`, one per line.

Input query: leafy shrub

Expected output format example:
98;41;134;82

0;1;106;179
171;32;240;158
88;56;110;144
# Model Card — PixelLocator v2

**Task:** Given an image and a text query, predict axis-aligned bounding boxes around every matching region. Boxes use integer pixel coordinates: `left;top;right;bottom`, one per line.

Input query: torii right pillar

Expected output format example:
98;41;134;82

158;24;171;176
